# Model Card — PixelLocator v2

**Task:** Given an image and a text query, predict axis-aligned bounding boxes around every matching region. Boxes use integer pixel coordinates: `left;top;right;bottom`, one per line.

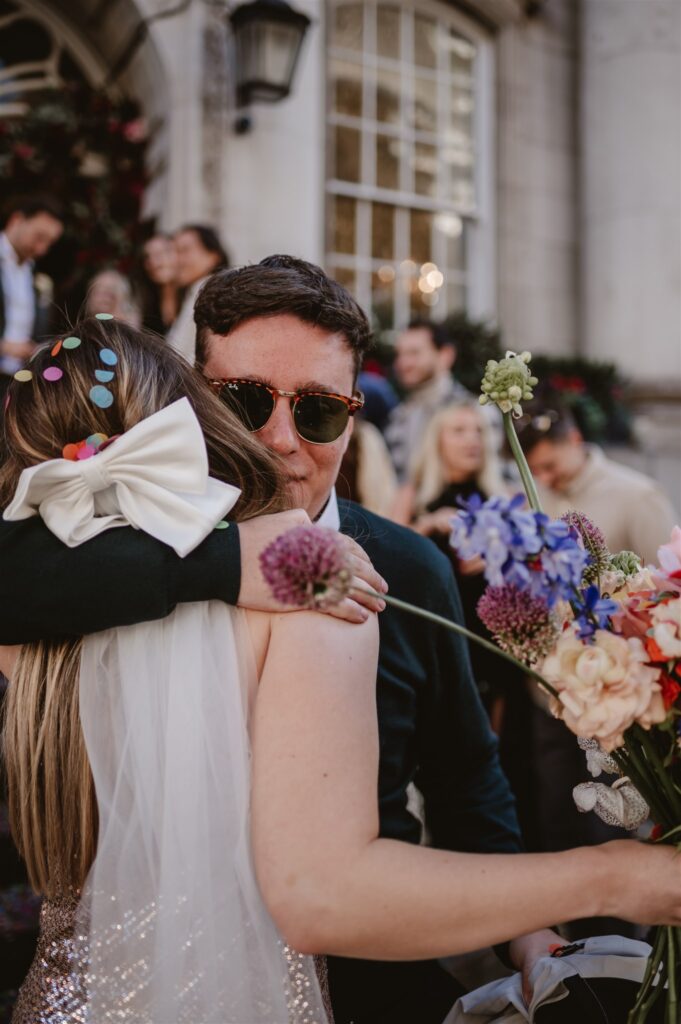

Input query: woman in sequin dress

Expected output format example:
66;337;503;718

0;318;379;1023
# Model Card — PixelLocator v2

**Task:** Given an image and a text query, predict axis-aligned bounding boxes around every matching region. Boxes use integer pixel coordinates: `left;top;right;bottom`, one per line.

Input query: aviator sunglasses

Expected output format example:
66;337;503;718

209;378;364;445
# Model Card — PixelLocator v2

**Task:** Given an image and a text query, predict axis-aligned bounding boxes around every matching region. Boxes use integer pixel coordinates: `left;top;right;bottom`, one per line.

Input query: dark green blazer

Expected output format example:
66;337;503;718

0;499;521;1023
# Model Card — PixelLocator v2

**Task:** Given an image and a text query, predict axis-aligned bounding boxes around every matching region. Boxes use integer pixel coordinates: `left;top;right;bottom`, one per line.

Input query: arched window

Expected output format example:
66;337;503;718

326;0;494;330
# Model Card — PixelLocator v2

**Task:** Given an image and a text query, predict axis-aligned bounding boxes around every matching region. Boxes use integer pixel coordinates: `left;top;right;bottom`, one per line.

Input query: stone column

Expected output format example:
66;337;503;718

580;0;681;385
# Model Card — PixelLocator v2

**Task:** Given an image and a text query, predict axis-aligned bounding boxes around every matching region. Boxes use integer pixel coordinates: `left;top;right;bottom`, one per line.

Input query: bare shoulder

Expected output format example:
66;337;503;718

0;645;21;679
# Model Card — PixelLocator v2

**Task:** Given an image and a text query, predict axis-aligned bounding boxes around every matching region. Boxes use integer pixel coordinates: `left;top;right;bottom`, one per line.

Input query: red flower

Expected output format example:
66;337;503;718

660;671;681;710
645;634;669;664
650;824;664;842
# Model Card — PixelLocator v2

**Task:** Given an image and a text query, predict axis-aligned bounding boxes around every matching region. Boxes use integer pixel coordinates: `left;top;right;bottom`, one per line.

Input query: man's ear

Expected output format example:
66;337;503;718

439;345;456;372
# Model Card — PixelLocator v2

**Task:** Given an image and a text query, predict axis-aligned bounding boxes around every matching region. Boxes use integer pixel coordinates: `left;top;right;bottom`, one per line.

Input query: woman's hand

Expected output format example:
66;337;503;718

509;928;564;1005
414;507;458;537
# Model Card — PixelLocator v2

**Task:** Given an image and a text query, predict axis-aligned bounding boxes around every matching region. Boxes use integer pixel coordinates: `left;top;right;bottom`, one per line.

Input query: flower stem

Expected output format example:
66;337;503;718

503;411;543;513
353;587;559;699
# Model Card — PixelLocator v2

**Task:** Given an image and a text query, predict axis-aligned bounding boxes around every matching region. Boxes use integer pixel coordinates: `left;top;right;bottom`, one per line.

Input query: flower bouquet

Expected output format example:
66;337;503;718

260;351;681;1024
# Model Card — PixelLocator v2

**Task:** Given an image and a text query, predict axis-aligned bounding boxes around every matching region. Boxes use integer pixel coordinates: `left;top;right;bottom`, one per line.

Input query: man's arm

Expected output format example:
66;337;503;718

0;516;241;643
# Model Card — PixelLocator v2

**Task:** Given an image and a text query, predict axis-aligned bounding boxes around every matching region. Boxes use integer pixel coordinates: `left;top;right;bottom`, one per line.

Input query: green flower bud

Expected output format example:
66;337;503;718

479;350;536;417
608;550;642;578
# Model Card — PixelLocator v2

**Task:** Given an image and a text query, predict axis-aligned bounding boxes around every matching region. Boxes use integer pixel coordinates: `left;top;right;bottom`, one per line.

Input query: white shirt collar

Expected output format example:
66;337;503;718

315;488;340;531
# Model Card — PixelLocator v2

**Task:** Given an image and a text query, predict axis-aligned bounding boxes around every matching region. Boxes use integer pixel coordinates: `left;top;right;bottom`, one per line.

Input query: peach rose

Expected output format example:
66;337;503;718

542;627;665;751
650;598;681;659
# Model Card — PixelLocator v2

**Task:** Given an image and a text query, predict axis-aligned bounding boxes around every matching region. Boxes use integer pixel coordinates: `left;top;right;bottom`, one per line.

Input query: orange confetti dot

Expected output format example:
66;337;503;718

51;339;63;357
62;443;80;461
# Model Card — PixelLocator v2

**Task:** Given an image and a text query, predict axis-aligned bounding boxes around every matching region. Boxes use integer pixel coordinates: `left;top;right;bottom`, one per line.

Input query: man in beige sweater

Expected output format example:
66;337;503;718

517;403;676;564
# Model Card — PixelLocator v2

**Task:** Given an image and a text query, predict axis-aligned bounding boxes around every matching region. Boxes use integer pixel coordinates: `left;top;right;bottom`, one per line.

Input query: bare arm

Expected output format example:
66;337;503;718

252;611;681;960
0;645;20;678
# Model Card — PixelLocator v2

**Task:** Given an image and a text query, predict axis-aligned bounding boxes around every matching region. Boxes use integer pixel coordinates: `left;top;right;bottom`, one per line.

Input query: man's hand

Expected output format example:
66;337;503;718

237;510;388;623
0;339;36;361
414;506;458;537
509;928;563;1006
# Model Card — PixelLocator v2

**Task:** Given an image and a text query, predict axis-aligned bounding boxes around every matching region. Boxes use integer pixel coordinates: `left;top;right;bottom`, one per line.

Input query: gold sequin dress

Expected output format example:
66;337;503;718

11;893;333;1024
11;892;85;1024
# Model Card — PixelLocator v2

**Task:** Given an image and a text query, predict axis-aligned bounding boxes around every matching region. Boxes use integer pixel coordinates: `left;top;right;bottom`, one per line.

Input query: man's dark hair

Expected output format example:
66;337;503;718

177;224;229;270
514;397;579;456
194;254;372;378
406;317;455;352
1;194;65;227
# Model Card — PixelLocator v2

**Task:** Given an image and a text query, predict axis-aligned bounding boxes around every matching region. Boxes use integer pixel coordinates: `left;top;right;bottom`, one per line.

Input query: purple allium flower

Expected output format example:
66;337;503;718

259;525;352;609
477;584;559;665
561;510;610;584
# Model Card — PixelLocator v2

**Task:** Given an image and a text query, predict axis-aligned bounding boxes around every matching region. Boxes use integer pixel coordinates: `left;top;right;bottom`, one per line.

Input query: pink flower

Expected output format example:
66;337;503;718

650;598;681;659
542;627;666;751
123;117;147;142
259;525;352;609
658;526;681;578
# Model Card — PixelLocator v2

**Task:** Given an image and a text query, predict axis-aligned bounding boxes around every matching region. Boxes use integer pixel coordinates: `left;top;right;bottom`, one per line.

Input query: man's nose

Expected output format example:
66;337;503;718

259;395;300;455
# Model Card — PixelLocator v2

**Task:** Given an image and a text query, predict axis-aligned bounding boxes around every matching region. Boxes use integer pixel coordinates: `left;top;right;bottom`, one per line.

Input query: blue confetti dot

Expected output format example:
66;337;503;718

95;313;114;320
99;349;118;366
95;369;115;383
89;385;114;409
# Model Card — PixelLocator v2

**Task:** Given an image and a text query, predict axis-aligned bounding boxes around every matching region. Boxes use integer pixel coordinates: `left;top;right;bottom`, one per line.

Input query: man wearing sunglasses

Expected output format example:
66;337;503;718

0;256;553;1022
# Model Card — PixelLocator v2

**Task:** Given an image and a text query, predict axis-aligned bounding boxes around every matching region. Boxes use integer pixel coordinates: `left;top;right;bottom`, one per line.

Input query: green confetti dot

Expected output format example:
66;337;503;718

95;312;114;320
215;521;230;530
63;337;81;349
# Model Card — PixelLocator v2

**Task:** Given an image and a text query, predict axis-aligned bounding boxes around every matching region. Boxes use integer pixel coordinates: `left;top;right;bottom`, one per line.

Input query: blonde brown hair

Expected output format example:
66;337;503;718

1;316;286;896
410;400;507;514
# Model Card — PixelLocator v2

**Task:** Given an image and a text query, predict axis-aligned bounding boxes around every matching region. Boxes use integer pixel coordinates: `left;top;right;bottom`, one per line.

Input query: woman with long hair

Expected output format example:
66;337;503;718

0;316;378;1022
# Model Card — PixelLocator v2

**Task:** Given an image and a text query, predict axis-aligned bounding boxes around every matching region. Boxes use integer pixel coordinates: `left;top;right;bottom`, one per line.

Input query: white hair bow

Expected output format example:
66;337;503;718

3;398;240;557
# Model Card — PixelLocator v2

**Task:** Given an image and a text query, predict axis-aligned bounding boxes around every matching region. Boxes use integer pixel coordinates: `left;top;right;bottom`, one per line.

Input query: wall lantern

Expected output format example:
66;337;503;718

230;0;311;109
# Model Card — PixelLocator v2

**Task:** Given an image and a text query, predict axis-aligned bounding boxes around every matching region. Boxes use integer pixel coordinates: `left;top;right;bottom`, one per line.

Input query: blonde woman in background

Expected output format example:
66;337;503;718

393;400;536;844
85;269;141;327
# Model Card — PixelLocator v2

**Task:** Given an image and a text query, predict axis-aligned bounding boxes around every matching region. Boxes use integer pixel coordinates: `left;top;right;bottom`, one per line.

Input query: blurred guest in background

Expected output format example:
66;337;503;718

384;319;472;482
337;418;398;518
85;269;141;327
0;196;63;396
517;400;676;564
393;400;536;843
138;233;180;335
167;224;228;362
357;368;398;433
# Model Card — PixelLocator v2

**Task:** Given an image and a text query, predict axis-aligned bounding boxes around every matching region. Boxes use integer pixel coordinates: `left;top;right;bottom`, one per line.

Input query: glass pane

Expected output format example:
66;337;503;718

377;4;400;61
410;209;432;265
446;280;466;312
376;67;401;125
331;3;363;51
329;265;357;294
334;124;361;182
372;202;395;260
446;168;476;209
434;212;466;269
413;141;437;196
372;270;396;330
413;75;437;132
414;15;437;69
448;31;475;79
330;57;363;117
376;134;400;190
330;195;357;254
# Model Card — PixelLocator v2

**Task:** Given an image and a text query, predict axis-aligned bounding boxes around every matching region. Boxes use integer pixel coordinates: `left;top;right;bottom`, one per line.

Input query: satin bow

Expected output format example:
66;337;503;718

3;398;241;557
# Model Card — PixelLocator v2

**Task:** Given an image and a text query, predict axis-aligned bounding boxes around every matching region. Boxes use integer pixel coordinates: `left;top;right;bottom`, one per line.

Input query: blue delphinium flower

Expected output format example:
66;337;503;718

573;585;620;639
450;493;589;604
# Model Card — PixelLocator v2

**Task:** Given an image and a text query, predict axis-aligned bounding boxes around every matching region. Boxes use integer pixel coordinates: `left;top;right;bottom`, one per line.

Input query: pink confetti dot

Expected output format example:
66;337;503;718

43;366;63;382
